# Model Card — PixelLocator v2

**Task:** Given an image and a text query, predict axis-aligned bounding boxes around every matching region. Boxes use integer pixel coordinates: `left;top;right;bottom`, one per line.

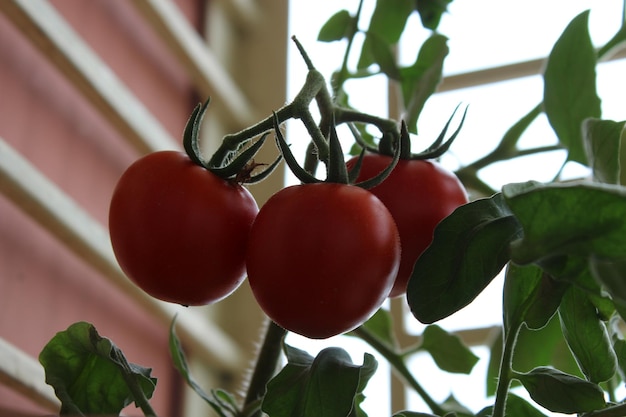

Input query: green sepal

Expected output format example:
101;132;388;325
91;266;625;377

208;131;272;180
354;122;403;189
272;112;321;184
183;98;211;168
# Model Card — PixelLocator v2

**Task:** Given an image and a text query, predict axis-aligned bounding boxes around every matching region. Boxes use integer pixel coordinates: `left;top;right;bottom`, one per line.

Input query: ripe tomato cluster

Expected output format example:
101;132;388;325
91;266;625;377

109;152;466;338
108;104;467;339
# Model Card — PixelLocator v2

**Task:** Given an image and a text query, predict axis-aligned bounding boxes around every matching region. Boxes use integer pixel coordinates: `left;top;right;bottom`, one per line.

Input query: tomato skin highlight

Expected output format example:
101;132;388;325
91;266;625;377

347;155;468;298
246;183;400;339
109;151;258;306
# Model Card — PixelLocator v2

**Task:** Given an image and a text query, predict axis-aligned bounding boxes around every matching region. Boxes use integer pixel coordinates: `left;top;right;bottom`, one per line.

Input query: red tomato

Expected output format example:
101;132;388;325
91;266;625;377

246;183;400;339
347;155;468;297
109;151;258;306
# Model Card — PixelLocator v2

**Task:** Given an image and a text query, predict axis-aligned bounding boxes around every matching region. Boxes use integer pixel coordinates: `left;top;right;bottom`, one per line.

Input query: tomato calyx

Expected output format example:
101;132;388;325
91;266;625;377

272;112;402;189
355;104;468;161
182;99;282;184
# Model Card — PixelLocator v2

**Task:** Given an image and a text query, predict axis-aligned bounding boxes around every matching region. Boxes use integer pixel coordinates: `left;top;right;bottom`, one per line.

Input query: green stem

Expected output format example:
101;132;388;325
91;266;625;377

242;320;287;417
491;322;522;417
114;350;158;417
352;326;444;416
332;0;365;97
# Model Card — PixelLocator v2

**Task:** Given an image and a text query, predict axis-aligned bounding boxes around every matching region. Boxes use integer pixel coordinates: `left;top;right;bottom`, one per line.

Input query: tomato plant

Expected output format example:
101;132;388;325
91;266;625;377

35;1;626;417
246;182;400;339
109;150;258;306
347;155;467;297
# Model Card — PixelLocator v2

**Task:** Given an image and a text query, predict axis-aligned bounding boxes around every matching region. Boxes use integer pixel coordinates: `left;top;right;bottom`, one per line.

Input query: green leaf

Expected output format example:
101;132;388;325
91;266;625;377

503;181;626;265
348;308;397;349
503;263;568;332
393;412;439;417
358;0;414;69
486;316;582;396
39;321;156;416
439;394;472;416
400;34;449;134
415;0;453;30
543;10;601;165
477;393;548;417
558;285;617;383
364;32;402;80
589;256;626;306
420;325;478;374
169;318;240;417
612;337;626;381
318;10;354;42
407;193;522;324
515;366;606;413
582;119;626;185
263;344;377;417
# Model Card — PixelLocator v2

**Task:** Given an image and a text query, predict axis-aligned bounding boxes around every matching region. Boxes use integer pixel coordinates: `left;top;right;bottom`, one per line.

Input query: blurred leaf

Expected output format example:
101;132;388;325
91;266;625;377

420;325;478;374
407;193;522;324
414;0;453;30
393;412;439;417
582;119;626;185
263;344;377;417
612;337;626;381
503;263;568;332
39;321;156;416
440;394;472;415
477;393;548;417
400;34;449;134
543;10;601;165
348;307;397;349
503;181;626;265
318;10;354;42
496;103;544;156
516;366;606;413
358;0;413;69
590;256;626;307
365;32;402;79
558;285;617;383
169;318;239;417
586;118;626;190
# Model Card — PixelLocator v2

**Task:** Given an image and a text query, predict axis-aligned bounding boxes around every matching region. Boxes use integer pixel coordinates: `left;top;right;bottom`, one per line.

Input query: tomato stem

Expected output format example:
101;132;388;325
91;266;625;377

242;320;287;417
352;326;445;416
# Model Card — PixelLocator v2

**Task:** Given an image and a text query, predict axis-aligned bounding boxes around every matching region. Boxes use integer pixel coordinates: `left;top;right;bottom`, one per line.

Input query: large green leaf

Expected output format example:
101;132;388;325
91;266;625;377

589;256;626;307
503;263;568;332
486;315;581;396
358;0;414;69
582;119;626;185
400;34;449;134
39;322;156;416
419;325;478;374
558;285;617;383
503;181;626;265
543;10;601;165
407;193;522;324
515;367;606;413
262;344;377;417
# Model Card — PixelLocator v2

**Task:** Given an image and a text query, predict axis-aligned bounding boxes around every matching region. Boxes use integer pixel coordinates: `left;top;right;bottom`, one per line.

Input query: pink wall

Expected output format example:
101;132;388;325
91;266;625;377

0;0;204;414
